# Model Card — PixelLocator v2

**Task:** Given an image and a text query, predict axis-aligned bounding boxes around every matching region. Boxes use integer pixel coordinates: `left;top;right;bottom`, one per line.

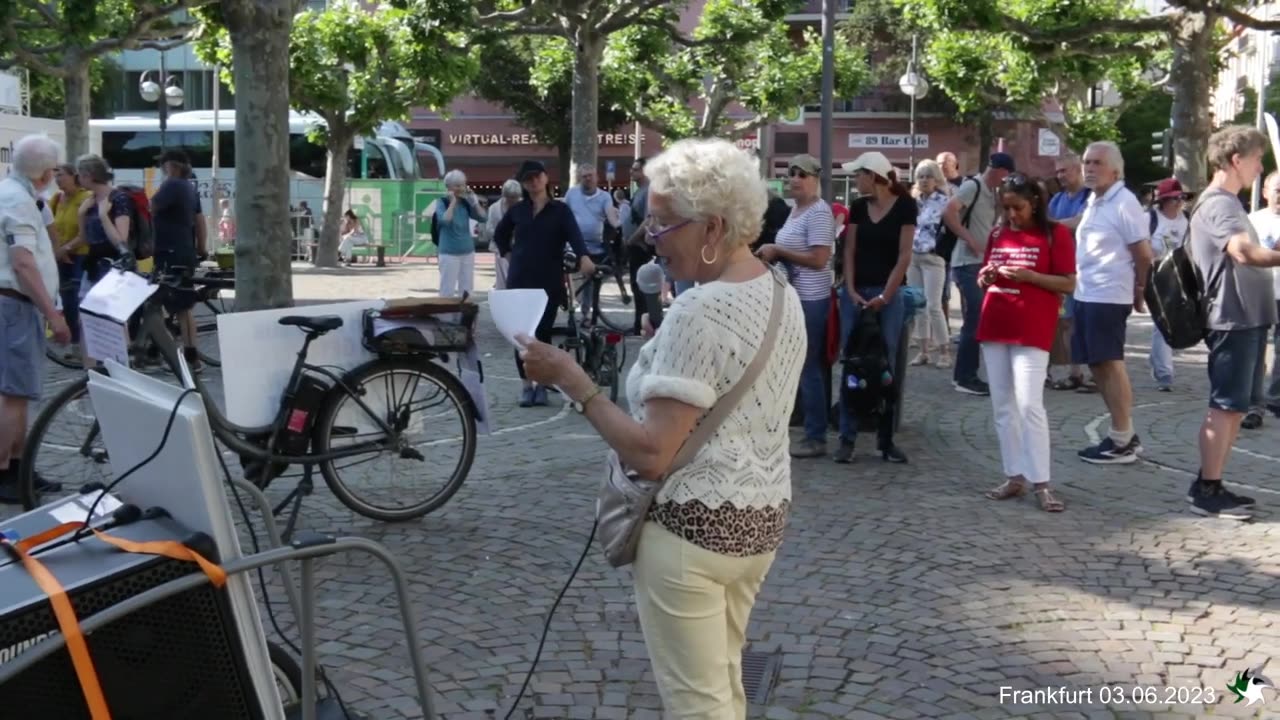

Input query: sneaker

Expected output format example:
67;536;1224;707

518;387;535;407
909;352;929;366
880;445;908;464
832;440;856;464
1185;478;1255;506
1242;411;1264;430
1078;435;1141;464
790;439;827;459
1269;403;1280;419
1189;483;1253;520
934;354;952;370
532;386;549;406
1156;384;1172;392
953;379;990;396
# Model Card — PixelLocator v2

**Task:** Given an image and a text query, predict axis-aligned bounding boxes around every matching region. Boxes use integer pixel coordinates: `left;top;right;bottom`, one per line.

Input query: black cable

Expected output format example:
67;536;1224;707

214;447;353;718
74;389;197;541
503;519;598;720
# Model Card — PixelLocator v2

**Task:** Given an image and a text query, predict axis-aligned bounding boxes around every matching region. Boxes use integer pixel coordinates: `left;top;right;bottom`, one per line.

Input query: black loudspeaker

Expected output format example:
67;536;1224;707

0;510;271;719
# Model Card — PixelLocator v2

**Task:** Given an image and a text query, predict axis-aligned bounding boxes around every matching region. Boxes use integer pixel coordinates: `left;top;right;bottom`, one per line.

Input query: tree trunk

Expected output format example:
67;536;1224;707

223;0;294;311
1170;9;1214;193
569;28;604;188
316;126;354;268
976;112;995;170
556;141;571;196
63;60;92;160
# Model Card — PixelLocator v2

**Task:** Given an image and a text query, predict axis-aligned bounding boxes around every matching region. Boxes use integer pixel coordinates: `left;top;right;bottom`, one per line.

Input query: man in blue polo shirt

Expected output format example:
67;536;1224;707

1047;152;1091;391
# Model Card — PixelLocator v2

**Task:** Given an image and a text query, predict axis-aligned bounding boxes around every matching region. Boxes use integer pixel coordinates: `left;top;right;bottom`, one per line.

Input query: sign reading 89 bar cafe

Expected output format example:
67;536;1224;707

448;132;645;146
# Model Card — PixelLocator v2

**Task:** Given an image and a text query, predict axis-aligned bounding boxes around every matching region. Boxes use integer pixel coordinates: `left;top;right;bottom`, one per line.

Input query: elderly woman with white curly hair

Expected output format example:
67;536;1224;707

519;138;805;718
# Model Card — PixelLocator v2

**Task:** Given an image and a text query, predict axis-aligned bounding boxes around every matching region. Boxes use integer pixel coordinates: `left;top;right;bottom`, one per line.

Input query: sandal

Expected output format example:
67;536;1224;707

1035;486;1065;512
1051;375;1083;391
985;480;1027;501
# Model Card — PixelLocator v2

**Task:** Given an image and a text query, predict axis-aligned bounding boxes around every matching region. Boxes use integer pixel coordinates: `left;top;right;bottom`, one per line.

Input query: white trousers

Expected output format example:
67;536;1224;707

438;253;475;299
337;232;368;257
493;255;510;290
908;252;949;352
981;342;1052;485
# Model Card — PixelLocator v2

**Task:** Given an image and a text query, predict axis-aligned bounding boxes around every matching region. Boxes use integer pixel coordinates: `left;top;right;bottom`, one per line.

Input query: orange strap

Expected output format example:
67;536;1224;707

1;521;228;720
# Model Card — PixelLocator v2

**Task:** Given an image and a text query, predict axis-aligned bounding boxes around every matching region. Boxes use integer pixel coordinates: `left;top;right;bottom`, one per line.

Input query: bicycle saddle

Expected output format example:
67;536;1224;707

278;315;344;332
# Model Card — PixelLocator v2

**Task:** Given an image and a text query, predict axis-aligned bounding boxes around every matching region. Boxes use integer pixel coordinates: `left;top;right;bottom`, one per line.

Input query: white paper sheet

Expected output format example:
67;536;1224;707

1266;113;1280;165
488;288;548;348
80;312;131;366
80;269;158;322
217;300;384;426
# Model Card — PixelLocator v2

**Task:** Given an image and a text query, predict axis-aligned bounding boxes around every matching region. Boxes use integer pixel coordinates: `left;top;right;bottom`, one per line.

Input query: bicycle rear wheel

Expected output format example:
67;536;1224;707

313;358;476;522
19;375;111;510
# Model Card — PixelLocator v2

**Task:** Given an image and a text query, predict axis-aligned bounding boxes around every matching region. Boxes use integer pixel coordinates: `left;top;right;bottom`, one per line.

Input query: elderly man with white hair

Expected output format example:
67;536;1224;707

0;134;70;504
1072;141;1154;465
485;179;523;289
430;169;486;298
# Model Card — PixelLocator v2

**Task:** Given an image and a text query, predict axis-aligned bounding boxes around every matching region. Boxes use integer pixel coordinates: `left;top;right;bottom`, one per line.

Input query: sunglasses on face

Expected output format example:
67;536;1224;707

789;168;812;179
1001;173;1035;190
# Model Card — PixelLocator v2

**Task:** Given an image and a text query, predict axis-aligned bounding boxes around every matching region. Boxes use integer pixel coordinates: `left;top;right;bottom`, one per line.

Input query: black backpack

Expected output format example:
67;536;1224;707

1144;203;1206;350
934;176;979;260
840;309;894;419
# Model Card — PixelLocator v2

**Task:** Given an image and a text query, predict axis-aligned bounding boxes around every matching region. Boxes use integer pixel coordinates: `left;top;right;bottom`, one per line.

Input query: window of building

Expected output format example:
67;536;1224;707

774;132;809;155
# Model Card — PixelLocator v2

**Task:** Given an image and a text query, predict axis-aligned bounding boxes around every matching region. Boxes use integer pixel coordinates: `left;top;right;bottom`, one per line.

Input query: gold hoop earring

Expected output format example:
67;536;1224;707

700;245;718;265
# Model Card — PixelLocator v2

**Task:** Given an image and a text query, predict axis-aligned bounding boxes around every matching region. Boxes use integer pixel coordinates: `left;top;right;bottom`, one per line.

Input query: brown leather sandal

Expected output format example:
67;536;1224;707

1035;486;1065;512
985;480;1027;500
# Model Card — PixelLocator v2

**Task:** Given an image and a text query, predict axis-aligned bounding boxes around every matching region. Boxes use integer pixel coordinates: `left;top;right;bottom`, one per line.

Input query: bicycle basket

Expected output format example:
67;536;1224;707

362;298;478;355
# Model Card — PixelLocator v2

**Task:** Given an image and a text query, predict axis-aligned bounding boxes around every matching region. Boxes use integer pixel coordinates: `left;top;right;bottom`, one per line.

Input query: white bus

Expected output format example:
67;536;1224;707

88;111;446;211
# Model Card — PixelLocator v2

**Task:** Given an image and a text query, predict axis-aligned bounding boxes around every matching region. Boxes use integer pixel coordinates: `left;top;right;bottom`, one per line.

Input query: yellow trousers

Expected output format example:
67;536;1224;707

633;521;776;720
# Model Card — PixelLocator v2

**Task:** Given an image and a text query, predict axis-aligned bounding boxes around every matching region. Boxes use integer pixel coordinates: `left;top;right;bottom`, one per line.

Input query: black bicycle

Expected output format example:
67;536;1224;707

570;243;632;334
556;261;625;403
20;265;478;526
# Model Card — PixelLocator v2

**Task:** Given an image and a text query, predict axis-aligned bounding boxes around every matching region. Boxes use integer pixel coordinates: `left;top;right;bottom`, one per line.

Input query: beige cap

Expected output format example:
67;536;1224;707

788;154;822;175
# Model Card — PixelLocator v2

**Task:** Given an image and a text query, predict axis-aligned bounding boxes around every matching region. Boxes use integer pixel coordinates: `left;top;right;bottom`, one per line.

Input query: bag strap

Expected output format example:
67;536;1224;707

666;267;786;475
959;177;980;227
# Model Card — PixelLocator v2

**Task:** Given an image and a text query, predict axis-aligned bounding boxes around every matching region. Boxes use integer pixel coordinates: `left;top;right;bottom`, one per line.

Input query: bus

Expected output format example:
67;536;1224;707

88;111;446;211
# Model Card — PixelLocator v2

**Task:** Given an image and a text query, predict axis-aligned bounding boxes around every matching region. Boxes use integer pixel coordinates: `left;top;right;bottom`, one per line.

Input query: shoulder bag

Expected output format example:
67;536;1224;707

595;268;787;568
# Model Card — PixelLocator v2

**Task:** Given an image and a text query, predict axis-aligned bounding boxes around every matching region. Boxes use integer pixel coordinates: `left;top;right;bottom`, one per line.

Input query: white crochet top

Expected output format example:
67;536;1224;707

625;267;806;510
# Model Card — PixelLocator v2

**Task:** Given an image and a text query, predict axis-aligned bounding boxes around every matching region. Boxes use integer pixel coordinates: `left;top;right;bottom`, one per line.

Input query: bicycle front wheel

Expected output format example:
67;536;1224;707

314;359;477;522
19;375;111;509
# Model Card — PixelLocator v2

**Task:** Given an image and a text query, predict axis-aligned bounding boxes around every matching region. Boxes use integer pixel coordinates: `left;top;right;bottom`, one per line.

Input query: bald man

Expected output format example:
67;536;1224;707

936;152;962;188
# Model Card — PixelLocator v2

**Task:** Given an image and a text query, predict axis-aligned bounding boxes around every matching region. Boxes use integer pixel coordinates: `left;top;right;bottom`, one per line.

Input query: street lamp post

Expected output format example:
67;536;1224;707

138;52;185;153
898;35;929;177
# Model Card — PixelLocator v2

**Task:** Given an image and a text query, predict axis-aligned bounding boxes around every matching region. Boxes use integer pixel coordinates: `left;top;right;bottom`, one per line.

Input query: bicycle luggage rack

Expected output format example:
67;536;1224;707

0;478;439;720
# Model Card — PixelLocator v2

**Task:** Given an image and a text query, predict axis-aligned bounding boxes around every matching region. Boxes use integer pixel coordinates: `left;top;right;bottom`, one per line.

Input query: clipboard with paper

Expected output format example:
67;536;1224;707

77;269;158;367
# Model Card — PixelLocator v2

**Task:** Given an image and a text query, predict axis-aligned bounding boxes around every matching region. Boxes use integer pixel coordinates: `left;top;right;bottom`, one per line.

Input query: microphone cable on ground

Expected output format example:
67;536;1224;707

503;518;598;720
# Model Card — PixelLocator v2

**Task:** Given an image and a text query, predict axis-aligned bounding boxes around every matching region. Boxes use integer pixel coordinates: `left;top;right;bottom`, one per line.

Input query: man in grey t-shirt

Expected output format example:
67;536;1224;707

1185;125;1280;520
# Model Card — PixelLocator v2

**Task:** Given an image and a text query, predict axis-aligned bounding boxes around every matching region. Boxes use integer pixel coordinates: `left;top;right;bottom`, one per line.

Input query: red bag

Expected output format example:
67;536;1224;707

825;289;840;366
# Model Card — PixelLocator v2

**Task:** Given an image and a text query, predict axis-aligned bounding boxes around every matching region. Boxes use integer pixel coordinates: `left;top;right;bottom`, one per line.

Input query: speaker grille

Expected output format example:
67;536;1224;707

0;555;263;719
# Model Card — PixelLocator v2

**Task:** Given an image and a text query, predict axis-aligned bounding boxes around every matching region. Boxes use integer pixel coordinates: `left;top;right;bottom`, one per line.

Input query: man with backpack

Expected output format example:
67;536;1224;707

940;152;1015;396
1147;178;1190;392
1186;126;1280;520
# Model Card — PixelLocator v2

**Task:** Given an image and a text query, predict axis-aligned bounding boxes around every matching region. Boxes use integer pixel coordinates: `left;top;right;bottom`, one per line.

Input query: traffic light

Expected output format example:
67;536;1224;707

1150;129;1173;168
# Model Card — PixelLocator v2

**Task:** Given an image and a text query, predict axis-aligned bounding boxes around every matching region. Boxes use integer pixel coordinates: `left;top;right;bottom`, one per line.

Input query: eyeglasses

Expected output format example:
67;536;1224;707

1001;173;1034;189
645;218;695;244
789;168;813;179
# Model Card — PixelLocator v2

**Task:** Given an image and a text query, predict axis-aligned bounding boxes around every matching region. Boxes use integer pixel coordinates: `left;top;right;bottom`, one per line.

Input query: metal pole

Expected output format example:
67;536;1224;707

820;0;835;200
158;51;168;153
1253;17;1270;210
908;35;918;174
211;63;222;246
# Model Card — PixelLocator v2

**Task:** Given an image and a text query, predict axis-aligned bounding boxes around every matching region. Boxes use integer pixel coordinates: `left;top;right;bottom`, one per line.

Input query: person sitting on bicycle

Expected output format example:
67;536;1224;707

564;165;619;325
494;160;596;408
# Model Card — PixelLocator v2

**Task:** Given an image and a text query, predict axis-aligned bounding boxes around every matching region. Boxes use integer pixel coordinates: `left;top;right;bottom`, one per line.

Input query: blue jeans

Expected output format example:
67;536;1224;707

58;257;85;343
952;264;984;385
838;285;905;445
799;297;830;442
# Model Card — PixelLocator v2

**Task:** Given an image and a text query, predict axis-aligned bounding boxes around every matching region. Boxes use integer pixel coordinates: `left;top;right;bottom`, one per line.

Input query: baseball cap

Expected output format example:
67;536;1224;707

1155;177;1186;201
788;154;822;175
516;160;546;181
155;149;190;166
987;152;1016;172
842;151;893;179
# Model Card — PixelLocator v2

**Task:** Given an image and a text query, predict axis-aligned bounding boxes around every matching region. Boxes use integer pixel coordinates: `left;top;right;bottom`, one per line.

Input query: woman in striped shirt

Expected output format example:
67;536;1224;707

757;154;834;459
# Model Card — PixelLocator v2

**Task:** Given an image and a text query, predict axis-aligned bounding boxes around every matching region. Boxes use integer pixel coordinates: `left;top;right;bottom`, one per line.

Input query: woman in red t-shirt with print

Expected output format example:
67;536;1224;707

977;174;1076;512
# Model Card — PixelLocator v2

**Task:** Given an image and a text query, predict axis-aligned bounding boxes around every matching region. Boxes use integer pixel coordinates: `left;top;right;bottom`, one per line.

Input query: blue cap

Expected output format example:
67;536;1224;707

988;152;1016;172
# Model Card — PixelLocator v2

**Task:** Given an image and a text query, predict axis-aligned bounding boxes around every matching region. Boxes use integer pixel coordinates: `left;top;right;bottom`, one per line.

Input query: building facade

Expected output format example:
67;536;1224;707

1211;2;1280;125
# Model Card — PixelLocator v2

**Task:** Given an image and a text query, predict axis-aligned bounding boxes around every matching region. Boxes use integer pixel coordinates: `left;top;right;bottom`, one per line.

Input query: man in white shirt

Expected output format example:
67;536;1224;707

564;166;620;322
1146;178;1190;391
1072;141;1154;465
0;135;70;504
1246;170;1280;426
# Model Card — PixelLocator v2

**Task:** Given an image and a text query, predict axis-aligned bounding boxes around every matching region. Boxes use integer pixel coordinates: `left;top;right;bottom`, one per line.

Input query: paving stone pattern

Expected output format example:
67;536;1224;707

9;260;1280;719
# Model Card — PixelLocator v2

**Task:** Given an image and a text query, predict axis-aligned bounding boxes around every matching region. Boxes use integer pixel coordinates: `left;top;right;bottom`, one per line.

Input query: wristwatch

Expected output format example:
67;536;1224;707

572;386;603;414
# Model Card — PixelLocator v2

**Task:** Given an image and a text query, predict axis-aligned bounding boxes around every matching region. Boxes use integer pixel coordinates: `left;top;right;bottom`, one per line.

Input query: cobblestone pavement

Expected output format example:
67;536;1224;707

9;258;1280;719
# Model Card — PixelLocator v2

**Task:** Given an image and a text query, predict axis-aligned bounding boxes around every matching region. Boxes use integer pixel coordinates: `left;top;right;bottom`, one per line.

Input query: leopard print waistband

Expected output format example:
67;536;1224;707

648;499;790;557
